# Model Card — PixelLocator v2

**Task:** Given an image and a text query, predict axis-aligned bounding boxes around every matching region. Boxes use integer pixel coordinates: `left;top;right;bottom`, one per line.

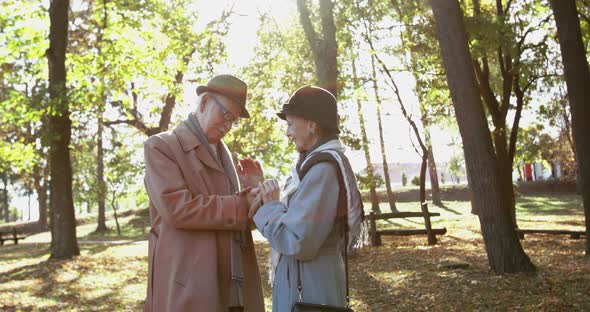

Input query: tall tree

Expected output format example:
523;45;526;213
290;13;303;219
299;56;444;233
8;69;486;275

104;2;230;137
549;0;590;259
370;54;397;212
355;0;433;215
0;2;50;229
429;0;535;272
1;173;8;223
351;49;381;213
467;0;553;223
424;125;442;206
389;0;447;207
297;0;339;97
47;0;79;259
95;0;108;233
228;13;308;176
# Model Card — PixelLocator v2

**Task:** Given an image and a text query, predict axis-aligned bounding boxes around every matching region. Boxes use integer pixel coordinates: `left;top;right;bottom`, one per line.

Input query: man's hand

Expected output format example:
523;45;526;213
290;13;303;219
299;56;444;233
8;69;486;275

237;158;264;189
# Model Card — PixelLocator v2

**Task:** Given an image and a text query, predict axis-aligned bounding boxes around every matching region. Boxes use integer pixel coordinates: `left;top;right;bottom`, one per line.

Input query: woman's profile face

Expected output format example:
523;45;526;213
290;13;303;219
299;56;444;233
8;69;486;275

285;115;315;153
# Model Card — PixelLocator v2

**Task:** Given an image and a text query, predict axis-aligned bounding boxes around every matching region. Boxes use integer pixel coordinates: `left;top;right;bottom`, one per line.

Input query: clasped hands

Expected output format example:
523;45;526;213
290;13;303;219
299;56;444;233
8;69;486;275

237;158;280;219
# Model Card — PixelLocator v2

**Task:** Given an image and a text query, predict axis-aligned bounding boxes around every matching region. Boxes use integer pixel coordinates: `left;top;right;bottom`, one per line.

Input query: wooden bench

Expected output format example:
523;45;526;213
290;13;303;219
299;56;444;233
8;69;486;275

0;228;28;246
369;204;447;246
516;229;587;239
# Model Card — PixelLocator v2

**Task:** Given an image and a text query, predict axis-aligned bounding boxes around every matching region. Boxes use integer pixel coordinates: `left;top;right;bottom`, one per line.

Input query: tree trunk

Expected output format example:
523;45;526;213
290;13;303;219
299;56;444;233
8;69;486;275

96;105;107;232
33;164;48;229
470;0;522;228
427;148;443;205
297;0;338;97
351;54;380;213
27;189;31;221
48;0;79;259
430;0;535;272
550;0;590;259
111;190;121;236
423;119;443;206
493;129;518;228
95;1;108;233
370;54;397;212
2;174;8;223
420;149;436;245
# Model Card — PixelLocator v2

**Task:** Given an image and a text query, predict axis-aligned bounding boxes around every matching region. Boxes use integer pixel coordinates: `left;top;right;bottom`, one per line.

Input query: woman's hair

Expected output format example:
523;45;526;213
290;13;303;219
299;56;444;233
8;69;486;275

313;121;339;140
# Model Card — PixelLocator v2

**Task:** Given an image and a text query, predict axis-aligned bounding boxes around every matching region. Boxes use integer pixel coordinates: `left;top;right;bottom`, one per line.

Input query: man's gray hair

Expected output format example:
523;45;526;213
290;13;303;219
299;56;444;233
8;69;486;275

195;92;208;113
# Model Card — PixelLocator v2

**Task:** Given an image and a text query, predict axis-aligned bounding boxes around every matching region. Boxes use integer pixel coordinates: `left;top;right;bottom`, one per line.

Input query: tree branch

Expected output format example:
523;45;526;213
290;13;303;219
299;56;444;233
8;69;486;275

297;0;320;55
472;60;502;123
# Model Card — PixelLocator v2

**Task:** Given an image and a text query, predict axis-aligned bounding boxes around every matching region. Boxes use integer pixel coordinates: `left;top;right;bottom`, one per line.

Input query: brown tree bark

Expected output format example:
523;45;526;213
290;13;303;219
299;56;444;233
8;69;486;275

297;0;339;97
423;118;443;206
48;0;79;259
550;0;590;259
33;164;49;229
95;0;108;233
430;0;535;272
96;103;107;232
370;54;397;212
469;0;518;229
351;54;380;213
1;174;8;223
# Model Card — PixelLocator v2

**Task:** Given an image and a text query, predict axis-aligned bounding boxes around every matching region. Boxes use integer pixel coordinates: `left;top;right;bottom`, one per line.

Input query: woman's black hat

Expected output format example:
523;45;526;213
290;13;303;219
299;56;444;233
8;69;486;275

277;85;340;134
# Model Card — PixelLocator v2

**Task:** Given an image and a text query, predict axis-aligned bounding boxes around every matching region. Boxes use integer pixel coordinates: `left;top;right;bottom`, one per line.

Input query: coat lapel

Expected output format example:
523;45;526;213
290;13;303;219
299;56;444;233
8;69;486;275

174;121;224;173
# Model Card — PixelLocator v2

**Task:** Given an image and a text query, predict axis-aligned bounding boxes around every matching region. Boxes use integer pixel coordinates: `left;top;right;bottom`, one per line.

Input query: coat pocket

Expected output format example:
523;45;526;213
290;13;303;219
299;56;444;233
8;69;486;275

173;253;201;288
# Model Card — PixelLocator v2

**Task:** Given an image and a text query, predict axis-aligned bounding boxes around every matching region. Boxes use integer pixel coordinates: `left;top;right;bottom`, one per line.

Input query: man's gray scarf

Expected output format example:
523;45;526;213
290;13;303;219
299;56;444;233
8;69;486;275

186;113;245;307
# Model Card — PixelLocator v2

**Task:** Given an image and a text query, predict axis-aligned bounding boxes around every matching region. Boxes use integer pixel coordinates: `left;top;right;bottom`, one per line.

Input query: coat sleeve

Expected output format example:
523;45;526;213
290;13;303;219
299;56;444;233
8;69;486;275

253;162;340;261
144;136;248;231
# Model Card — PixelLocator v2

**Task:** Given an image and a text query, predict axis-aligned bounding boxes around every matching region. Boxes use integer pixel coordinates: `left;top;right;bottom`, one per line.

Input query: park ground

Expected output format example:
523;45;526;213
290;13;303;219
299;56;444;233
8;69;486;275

0;183;589;311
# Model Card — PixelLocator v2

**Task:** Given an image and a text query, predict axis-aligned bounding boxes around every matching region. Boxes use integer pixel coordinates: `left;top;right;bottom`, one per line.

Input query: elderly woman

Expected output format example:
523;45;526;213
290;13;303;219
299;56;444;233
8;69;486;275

251;85;364;312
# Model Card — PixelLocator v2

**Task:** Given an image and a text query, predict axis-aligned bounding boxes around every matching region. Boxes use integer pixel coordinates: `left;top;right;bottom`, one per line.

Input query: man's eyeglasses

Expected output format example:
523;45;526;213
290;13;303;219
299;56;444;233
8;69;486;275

210;96;240;128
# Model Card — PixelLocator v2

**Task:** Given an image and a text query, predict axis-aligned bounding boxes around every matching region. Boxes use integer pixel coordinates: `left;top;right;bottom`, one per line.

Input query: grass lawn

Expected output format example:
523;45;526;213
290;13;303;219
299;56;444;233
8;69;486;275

1;194;588;311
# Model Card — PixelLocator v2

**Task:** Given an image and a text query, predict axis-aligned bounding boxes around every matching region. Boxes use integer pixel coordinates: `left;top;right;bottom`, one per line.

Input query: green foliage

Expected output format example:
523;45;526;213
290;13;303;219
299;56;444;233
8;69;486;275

388;0;455;127
410;175;420;186
515;124;576;179
578;0;590;57
355;168;384;191
0;1;47;183
105;130;145;209
448;154;464;184
225;14;315;177
515;124;546;165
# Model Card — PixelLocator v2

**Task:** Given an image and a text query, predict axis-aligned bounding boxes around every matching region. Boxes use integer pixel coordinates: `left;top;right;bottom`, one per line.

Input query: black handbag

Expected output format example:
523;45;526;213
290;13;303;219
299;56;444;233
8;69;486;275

292;302;354;312
290;221;354;312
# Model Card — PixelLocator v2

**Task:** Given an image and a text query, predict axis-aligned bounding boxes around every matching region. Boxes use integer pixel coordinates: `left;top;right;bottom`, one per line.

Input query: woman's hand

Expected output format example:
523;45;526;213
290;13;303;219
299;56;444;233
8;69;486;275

261;179;280;204
246;187;263;218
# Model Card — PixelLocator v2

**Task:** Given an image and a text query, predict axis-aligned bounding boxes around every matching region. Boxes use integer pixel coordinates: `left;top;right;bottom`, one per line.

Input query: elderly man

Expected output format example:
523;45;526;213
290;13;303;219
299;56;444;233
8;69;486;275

143;74;265;312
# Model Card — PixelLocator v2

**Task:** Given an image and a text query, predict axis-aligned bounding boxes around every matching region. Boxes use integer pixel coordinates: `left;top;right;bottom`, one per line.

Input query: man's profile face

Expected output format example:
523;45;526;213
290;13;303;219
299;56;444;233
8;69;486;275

200;93;242;144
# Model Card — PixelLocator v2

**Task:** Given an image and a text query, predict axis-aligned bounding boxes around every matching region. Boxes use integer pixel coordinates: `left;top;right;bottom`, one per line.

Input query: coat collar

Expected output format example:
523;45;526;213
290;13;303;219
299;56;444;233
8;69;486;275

174;121;224;173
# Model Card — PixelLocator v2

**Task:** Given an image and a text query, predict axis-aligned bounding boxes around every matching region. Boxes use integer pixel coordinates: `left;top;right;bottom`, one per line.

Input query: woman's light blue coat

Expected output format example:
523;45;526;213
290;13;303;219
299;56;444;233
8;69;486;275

254;162;346;312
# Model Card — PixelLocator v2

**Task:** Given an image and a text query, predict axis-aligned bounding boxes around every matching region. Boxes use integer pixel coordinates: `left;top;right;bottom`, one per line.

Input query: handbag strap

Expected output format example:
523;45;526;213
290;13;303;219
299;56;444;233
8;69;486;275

296;157;350;307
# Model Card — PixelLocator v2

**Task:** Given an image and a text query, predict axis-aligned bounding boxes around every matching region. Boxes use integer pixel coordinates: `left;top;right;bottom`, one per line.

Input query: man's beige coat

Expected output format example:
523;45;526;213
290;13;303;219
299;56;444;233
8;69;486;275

143;121;264;312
